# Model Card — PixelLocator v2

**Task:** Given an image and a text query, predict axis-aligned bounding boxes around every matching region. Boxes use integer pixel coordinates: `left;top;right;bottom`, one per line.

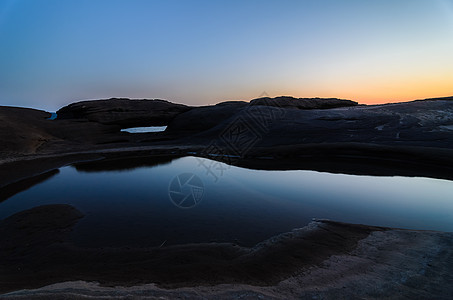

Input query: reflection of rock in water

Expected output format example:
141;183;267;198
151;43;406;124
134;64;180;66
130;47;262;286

1;209;452;299
0;169;59;202
72;155;177;172
0;204;84;245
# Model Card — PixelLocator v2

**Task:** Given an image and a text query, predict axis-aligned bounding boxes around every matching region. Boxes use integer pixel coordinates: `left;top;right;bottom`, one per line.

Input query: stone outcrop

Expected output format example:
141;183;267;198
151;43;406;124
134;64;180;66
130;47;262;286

0;106;122;160
191;96;453;149
0;107;54;157
57;98;191;128
166;97;358;134
1;96;453;164
166;101;248;133
249;96;358;109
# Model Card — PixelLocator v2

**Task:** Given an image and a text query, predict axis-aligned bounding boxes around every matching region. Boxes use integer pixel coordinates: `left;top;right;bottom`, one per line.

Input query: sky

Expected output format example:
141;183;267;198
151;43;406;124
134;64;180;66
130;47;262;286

0;0;452;111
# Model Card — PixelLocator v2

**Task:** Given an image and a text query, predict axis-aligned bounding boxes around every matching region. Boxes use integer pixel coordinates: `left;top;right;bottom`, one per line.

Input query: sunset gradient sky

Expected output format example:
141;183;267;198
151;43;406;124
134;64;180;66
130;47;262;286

1;0;452;110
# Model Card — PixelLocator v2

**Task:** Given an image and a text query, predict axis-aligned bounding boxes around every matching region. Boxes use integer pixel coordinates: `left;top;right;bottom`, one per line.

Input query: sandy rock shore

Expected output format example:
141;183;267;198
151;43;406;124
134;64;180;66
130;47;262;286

0;205;451;299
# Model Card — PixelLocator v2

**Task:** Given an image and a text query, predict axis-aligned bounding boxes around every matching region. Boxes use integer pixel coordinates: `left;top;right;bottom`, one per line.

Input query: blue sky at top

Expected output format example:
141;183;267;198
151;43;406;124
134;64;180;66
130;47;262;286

0;0;452;110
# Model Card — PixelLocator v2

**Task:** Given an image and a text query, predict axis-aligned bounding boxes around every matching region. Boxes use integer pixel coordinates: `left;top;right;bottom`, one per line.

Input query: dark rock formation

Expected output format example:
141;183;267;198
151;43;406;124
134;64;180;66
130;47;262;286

0;106;122;160
250;96;358;109
57;98;191;128
166;97;358;134
1;96;453;169
166;101;248;133
191;96;453;150
0;107;53;157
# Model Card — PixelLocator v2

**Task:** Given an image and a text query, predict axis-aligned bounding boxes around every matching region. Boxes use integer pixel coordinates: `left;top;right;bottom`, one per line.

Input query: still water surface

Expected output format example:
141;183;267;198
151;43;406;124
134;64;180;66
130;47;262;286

0;156;452;247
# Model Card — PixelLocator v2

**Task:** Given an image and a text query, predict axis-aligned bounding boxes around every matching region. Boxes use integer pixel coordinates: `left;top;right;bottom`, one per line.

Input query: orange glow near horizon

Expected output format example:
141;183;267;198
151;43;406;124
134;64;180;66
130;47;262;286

347;72;453;104
314;82;453;105
279;73;453;105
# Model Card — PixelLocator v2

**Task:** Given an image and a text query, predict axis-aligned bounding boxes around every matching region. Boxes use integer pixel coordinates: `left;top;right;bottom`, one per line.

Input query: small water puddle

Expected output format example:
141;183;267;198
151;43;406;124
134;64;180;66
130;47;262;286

120;126;167;133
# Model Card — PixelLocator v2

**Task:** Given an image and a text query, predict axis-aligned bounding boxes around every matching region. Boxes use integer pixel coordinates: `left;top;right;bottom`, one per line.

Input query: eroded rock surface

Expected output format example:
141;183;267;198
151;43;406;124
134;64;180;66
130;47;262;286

166;101;248;133
192;96;453;149
250;96;358;109
57;98;191;127
0;106;122;160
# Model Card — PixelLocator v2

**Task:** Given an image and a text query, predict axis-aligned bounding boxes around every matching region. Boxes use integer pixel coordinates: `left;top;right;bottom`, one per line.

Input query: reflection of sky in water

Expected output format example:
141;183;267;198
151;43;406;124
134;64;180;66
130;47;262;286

0;156;452;247
120;126;167;133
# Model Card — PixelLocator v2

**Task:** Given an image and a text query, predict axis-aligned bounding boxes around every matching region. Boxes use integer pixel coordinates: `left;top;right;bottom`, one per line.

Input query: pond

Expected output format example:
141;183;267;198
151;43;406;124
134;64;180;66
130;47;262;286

120;126;167;133
0;156;452;248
